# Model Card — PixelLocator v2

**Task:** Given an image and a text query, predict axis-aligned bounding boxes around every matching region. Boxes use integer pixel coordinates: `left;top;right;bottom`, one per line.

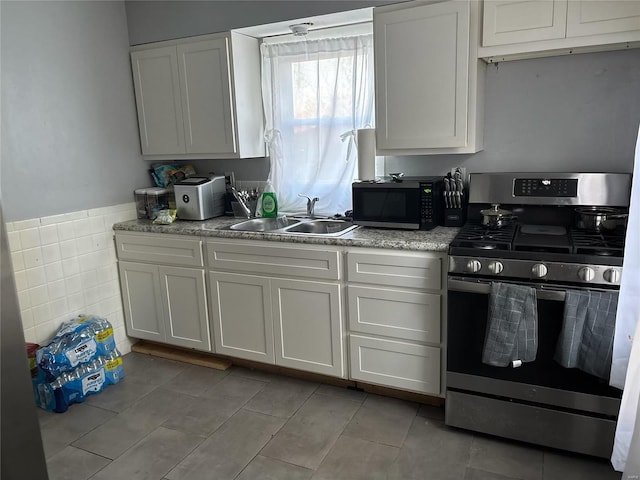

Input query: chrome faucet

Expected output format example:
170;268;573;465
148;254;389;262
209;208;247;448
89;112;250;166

298;194;319;218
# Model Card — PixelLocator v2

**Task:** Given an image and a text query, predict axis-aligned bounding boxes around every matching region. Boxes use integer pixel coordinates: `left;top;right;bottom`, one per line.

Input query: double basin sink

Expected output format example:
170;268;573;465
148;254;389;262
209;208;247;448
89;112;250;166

221;216;358;237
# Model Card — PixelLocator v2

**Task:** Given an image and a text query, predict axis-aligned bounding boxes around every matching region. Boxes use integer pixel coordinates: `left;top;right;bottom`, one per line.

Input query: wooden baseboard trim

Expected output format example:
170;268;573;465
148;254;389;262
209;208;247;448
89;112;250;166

131;341;232;371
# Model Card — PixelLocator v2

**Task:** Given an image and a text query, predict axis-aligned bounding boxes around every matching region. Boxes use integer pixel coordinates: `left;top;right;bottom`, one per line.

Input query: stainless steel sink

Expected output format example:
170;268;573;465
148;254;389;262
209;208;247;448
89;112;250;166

229;217;298;232
283;219;358;236
222;217;358;237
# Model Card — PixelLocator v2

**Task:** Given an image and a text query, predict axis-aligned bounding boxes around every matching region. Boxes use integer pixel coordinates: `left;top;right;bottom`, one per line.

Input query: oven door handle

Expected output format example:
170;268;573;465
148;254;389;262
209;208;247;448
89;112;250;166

448;277;567;302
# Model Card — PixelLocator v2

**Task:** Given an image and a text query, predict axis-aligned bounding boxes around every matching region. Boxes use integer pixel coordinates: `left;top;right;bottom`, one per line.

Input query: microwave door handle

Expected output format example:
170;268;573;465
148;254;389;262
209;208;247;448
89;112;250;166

447;278;567;302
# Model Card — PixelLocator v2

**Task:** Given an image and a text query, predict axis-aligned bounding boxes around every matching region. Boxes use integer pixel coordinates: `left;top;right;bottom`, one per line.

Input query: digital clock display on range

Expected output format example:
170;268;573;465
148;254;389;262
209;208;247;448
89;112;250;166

514;178;578;197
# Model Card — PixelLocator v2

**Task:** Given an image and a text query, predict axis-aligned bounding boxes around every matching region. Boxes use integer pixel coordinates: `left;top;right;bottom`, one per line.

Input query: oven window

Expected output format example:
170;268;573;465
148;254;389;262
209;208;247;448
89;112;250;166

447;290;621;398
353;189;420;222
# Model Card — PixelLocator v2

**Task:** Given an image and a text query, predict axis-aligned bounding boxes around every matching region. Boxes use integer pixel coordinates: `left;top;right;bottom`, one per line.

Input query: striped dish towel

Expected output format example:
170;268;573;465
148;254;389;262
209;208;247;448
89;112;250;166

482;282;538;367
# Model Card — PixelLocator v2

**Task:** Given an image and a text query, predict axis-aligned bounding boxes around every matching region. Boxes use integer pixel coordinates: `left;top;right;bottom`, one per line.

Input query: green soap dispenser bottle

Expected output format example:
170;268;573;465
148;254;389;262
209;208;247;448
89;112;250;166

261;182;278;218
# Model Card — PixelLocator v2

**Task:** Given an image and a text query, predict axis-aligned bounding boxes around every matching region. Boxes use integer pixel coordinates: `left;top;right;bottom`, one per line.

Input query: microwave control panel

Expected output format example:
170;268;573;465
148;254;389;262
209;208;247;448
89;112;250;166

420;180;444;228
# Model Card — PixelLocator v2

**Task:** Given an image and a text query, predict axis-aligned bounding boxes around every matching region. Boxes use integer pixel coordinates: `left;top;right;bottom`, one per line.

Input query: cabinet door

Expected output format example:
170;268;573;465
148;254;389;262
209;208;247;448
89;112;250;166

483;1;568;46
566;1;640;37
118;261;166;342
375;1;470;149
177;38;237;155
209;272;274;363
159;266;211;352
130;46;185;155
272;279;344;378
350;334;441;395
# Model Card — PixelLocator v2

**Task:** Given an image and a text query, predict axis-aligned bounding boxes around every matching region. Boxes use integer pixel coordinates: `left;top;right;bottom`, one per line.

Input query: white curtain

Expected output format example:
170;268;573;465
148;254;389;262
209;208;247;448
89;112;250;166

611;123;640;475
261;34;374;216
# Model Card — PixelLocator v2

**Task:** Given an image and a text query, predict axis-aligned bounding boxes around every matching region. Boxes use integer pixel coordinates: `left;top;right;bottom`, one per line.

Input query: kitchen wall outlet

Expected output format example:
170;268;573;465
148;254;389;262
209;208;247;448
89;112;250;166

224;171;236;191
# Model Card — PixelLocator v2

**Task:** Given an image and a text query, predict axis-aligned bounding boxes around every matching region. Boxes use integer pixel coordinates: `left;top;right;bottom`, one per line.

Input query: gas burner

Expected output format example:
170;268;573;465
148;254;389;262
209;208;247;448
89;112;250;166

571;228;625;257
450;223;515;250
476;244;498;250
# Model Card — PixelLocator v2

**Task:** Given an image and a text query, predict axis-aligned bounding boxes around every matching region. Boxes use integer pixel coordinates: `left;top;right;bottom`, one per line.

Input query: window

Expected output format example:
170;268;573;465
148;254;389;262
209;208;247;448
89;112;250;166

261;32;374;216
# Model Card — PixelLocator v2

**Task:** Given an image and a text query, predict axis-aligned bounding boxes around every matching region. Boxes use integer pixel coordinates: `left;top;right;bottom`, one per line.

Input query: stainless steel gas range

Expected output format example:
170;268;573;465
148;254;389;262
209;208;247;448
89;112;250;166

445;172;631;458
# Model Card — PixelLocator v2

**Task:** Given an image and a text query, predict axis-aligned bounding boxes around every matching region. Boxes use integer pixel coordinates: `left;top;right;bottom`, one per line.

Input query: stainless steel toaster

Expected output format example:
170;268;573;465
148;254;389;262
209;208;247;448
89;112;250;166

173;176;226;220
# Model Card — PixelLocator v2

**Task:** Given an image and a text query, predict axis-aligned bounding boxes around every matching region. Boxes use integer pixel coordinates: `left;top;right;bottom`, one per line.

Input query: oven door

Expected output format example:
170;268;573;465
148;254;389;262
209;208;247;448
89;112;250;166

446;276;622;417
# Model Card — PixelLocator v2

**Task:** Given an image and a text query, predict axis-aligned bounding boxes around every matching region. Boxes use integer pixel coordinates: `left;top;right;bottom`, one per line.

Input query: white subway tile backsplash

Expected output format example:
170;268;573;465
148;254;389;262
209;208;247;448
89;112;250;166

76;236;93;255
65;275;82;295
57;221;76;242
62;258;80;277
50;298;69;318
18;290;31;311
23;327;36;344
34;321;57;345
45;262;64;282
13;219;41;230
89;216;105;234
40;213;68;226
29;285;49;306
39;224;59;245
12;203;132;348
80;270;98;288
19;228;41;249
21;308;35;330
14;271;28;292
48;279;67;300
11;251;25;272
26;267;47;288
6;222;14;232
59;239;78;259
42;244;62;265
72;218;92;238
67;292;85;312
7;231;22;252
63;211;88;222
32;303;52;326
22;247;43;269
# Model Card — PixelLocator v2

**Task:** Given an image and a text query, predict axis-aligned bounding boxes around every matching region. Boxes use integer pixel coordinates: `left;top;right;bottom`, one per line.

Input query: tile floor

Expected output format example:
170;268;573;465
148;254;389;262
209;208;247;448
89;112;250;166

38;352;622;480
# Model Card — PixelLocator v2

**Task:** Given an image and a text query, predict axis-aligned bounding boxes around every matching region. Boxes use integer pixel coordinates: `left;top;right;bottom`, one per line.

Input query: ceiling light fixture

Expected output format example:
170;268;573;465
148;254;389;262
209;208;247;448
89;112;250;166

289;22;313;36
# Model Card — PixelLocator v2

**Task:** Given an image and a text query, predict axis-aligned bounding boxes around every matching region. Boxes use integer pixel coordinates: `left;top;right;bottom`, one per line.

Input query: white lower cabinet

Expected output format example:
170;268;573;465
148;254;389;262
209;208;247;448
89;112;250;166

119;261;211;351
116;232;211;352
206;240;346;378
272;278;343;377
346;249;447;396
350;334;441;395
209;271;275;363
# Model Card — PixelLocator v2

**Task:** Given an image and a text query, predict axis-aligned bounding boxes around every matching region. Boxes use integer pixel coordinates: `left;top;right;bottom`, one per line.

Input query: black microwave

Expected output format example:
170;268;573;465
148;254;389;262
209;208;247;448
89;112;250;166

352;176;444;230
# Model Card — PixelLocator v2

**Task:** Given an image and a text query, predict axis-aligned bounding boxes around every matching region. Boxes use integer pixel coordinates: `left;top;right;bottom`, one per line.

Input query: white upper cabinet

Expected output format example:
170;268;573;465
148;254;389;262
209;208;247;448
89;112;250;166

374;0;484;155
483;0;568;46
480;0;640;61
131;46;185;155
177;38;236;155
130;32;265;159
566;1;640;37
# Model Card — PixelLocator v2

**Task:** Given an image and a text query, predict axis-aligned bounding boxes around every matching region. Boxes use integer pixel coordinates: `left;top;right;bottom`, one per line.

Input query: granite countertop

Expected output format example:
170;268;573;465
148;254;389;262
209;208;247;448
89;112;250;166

113;217;460;252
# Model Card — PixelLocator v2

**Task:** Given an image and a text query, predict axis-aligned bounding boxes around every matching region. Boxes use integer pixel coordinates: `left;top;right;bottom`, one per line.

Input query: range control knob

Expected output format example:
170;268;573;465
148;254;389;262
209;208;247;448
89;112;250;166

531;263;548;278
466;259;482;273
488;261;504;274
603;269;621;284
578;267;595;282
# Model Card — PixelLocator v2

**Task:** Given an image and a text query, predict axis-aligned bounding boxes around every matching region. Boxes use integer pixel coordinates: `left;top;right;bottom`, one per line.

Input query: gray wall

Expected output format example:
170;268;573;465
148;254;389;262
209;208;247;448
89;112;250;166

1;1;149;222
386;49;640;177
124;1;640;182
125;0;391;45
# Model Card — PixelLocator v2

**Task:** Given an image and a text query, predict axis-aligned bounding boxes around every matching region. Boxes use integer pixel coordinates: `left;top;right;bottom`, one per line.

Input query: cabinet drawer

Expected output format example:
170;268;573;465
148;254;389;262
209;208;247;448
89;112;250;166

347;251;442;290
116;233;203;267
348;286;440;343
206;241;340;280
349;334;441;395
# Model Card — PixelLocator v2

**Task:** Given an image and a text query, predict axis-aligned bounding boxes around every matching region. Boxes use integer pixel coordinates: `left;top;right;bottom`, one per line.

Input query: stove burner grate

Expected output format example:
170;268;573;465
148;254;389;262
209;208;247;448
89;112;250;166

450;223;515;250
571;228;625;257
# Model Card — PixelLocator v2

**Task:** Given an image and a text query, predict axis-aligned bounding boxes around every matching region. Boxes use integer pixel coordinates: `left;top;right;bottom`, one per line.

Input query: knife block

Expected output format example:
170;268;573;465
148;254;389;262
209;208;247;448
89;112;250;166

444;208;466;227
